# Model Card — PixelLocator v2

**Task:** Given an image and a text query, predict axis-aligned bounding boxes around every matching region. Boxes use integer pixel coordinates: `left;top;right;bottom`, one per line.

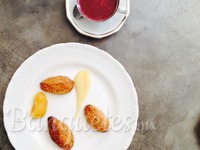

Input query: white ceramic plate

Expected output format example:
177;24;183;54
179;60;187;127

3;43;138;150
65;0;130;39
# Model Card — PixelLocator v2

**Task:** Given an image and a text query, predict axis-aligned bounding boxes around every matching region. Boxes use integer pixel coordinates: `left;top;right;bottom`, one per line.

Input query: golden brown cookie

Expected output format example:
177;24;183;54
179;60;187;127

40;76;74;94
84;105;110;132
48;116;74;150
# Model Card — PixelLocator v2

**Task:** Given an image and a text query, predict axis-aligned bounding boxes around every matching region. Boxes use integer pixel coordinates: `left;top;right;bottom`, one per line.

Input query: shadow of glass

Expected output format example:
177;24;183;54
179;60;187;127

194;116;200;147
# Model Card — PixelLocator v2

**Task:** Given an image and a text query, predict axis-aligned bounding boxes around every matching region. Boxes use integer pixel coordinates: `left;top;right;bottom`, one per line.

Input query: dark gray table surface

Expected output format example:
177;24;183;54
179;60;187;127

1;0;200;149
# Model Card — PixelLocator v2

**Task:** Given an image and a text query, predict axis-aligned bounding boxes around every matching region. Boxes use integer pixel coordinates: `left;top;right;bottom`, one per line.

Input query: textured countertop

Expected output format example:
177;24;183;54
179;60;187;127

1;0;200;149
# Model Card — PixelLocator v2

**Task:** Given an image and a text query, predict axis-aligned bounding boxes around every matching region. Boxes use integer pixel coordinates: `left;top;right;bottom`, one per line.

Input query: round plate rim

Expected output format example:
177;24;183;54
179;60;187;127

3;43;138;150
